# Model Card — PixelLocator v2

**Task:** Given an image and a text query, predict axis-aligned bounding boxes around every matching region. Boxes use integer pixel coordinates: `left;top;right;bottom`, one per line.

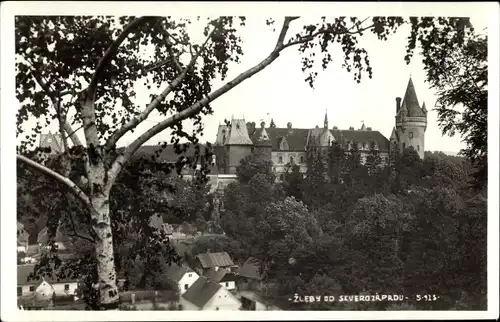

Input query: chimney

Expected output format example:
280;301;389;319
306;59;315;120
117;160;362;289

287;122;292;132
396;97;402;112
349;126;354;131
260;121;266;128
367;127;372;131
333;126;338;130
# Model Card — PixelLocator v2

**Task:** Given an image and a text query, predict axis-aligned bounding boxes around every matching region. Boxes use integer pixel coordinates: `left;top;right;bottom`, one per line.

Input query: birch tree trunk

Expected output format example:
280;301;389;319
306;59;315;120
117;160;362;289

88;164;119;308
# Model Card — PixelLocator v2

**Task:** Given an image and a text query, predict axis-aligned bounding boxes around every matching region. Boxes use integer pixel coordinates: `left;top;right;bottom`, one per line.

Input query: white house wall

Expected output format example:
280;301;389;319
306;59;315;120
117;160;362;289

219;281;236;291
178;272;200;295
203;287;241;311
52;282;78;296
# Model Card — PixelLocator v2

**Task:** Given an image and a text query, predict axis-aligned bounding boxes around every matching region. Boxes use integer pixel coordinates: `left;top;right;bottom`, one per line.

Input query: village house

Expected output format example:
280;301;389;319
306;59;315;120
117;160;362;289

165;263;200;295
237;257;265;291
205;267;238;292
195;251;238;276
180;277;241;311
17;264;78;299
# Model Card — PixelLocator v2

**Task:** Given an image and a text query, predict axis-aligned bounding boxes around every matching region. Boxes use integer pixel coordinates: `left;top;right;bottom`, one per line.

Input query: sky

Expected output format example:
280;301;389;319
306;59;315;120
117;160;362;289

15;9;488;155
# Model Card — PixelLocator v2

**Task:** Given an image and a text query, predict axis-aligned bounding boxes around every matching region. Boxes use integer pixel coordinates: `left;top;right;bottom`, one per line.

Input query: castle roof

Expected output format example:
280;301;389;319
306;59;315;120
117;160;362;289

225;119;253;145
252;127;310;151
331;129;390;151
401;77;426;117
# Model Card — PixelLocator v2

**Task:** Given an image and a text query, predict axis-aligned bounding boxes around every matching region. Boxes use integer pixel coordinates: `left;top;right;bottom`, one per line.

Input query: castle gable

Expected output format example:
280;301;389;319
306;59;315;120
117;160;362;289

39;132;64;153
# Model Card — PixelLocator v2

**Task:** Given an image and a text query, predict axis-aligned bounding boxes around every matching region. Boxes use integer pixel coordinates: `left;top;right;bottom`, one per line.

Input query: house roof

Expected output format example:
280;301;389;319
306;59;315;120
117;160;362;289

17;264;78;286
237;257;264;281
165;262;193;283
119;144;219;175
182;277;222;309
196;252;234;269
331;129;390;151
400;77;426;117
205;267;240;283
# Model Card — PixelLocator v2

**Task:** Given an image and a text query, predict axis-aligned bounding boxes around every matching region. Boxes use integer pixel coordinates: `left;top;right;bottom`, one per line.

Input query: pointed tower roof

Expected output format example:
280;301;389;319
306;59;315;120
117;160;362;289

225;119;253;145
422;101;428;113
401;77;426;117
390;126;399;141
324;110;328;129
360;122;366;131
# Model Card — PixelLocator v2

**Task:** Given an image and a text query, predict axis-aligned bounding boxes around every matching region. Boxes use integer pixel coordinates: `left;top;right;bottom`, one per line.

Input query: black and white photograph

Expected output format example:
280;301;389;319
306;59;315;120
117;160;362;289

1;1;498;320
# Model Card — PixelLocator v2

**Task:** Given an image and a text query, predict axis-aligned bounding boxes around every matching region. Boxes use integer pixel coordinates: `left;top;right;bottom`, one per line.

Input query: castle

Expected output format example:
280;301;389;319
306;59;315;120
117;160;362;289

36;78;428;184
214;77;427;181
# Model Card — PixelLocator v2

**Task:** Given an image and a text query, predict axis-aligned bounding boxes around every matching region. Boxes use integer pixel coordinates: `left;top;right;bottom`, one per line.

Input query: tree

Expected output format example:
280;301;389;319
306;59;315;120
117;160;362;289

407;19;487;189
236;150;275;184
344;194;411;294
16;15;474;309
283;164;304;201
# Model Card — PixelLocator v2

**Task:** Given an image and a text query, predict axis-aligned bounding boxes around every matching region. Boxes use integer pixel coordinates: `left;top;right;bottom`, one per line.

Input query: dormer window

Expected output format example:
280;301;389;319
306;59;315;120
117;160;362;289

278;156;283;164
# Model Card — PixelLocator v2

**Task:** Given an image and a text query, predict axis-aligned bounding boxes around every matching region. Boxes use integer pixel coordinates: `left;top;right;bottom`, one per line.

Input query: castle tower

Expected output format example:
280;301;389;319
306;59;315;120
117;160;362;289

394;77;427;159
254;121;272;159
223;118;254;174
324;110;328;129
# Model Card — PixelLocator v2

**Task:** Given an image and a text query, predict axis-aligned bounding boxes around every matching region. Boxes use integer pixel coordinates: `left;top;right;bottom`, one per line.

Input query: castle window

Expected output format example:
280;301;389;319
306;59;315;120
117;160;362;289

417;145;420;151
409;132;414;139
278;156;283;164
273;167;276;172
17;287;22;296
402;143;406;150
300;156;304;163
290;156;294;164
279;174;284;181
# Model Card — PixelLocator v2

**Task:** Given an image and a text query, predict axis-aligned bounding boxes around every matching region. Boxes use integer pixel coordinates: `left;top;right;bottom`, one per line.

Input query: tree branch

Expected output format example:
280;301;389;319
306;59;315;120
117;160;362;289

28;68;83;147
275;17;300;50
282;20;375;49
104;25;216;151
160;22;183;73
67;211;95;243
17;154;92;211
86;17;154;102
63;120;83;147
